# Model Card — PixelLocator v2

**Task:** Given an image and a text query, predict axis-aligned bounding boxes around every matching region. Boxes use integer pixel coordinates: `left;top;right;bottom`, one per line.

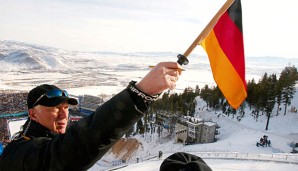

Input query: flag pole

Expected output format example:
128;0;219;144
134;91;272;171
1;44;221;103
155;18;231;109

183;0;235;57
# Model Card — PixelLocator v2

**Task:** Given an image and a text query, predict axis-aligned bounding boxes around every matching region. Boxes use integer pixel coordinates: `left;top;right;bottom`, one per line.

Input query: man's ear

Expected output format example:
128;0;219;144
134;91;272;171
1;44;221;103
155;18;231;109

28;108;37;121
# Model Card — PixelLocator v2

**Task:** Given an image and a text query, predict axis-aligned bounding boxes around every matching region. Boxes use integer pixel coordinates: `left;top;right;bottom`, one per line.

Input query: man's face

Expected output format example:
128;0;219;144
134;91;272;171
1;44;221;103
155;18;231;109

29;102;69;134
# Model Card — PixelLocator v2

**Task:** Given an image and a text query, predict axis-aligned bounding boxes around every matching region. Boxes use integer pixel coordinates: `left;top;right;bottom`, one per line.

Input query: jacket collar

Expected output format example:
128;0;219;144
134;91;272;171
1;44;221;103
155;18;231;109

22;119;57;139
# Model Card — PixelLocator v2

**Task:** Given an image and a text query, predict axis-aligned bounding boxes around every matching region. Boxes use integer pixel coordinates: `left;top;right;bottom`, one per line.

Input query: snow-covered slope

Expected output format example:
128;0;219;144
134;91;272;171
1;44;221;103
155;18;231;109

90;97;298;170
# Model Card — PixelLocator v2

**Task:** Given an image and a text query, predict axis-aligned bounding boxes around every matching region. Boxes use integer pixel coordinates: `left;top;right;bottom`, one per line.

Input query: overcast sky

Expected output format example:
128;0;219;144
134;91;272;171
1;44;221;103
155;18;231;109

0;0;297;58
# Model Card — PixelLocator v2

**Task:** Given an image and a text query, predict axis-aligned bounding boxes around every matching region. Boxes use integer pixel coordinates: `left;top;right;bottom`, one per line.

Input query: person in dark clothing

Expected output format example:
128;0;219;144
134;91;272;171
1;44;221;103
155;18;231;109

0;62;182;171
158;151;163;159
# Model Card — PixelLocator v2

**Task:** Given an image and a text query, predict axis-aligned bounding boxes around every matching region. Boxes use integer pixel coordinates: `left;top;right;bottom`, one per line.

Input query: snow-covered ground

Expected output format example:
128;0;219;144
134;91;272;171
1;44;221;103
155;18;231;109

88;97;298;171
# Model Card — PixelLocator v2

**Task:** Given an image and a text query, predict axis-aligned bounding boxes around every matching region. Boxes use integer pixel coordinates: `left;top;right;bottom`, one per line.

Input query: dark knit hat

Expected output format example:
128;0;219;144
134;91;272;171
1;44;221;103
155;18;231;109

27;84;78;109
160;152;212;171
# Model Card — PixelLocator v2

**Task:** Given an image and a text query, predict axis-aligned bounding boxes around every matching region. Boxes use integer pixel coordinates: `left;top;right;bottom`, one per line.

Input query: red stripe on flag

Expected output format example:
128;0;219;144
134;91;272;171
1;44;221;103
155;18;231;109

213;12;246;87
201;30;247;109
200;0;247;109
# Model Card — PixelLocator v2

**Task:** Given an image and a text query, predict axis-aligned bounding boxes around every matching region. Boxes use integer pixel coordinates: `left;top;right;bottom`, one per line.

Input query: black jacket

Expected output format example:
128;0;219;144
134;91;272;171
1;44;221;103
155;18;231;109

0;89;146;171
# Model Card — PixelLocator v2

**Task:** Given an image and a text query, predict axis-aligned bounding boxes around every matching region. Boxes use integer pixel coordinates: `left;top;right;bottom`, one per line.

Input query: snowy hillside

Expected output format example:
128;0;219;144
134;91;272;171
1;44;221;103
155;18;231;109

89;95;298;171
1;40;298;92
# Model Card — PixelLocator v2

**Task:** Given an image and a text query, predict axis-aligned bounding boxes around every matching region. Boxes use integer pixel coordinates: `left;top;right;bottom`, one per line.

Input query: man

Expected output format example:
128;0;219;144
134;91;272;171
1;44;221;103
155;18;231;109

0;62;182;171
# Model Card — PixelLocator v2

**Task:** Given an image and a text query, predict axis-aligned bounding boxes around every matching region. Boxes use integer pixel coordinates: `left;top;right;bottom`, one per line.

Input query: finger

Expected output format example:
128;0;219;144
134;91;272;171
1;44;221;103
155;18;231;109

174;75;179;81
162;62;183;70
167;75;177;82
169;81;176;90
169;71;180;82
166;69;180;77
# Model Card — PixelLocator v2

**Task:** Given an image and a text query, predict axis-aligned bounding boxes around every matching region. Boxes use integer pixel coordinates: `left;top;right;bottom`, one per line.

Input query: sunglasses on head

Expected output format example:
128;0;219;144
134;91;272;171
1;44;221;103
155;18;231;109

32;89;69;108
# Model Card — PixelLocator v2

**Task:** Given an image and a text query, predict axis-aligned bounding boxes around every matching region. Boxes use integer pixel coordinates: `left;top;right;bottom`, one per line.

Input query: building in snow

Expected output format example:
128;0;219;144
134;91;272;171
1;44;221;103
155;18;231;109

175;116;219;144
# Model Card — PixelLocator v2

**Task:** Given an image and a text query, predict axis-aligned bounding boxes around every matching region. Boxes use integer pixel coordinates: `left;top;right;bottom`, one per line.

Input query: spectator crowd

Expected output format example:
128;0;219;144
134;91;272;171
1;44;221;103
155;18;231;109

0;91;28;114
0;91;28;147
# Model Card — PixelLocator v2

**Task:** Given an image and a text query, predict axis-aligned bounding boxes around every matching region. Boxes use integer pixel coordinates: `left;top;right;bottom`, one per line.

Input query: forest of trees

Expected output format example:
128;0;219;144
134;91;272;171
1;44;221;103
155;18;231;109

135;65;298;133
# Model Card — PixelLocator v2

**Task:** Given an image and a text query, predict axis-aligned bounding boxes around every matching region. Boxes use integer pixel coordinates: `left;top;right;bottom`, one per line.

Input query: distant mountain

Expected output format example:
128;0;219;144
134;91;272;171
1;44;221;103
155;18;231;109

1;40;298;76
0;40;70;71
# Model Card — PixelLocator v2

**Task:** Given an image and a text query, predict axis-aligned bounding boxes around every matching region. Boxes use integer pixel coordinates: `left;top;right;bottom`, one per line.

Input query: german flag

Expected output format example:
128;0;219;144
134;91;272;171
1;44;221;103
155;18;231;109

201;0;246;109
